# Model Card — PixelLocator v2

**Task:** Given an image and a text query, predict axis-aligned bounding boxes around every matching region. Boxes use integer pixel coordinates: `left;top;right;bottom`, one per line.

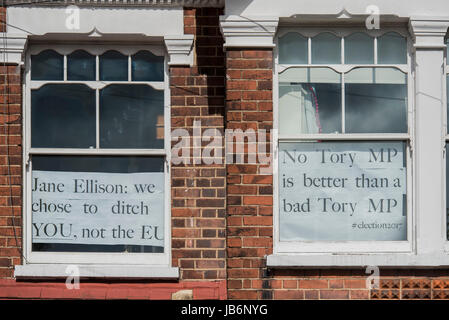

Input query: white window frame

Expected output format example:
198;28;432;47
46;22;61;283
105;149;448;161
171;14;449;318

22;44;172;266
444;38;449;252
273;27;415;255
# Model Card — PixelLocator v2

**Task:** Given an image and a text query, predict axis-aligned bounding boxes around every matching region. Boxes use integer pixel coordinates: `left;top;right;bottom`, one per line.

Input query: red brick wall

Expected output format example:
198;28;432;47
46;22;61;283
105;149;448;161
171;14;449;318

170;7;226;282
0;64;22;280
225;48;274;299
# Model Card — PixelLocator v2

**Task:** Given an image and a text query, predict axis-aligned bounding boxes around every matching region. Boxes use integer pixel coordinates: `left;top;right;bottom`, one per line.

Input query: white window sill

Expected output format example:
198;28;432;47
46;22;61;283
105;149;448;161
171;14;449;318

267;254;449;268
14;264;179;279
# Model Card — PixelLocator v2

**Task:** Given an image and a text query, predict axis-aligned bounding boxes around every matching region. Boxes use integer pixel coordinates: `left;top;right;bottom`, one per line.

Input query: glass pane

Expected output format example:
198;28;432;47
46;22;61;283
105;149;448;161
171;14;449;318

100;50;128;81
279;141;407;241
279;68;342;134
67;50;96;81
132;51;164;81
312;33;341;64
31;84;96;148
31;155;165;253
100;84;164;148
345;33;374;64
345;68;407;133
279;32;308;64
31;50;63;80
447;75;449;132
377;32;407;64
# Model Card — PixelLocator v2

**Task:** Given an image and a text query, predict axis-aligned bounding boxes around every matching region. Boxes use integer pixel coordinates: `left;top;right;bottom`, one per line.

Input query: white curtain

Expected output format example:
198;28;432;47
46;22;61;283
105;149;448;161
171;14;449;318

279;85;320;135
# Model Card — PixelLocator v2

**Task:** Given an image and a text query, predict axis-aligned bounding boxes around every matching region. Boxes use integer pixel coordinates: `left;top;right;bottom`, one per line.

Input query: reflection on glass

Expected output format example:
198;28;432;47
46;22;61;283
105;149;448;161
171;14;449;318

377;32;407;64
100;50;128;81
312;33;341;64
31;50;63;80
345;33;374;64
132;51;164;81
100;84;164;148
345;68;407;133
279;68;342;135
31;84;96;148
67;50;96;81
279;32;308;64
31;155;164;253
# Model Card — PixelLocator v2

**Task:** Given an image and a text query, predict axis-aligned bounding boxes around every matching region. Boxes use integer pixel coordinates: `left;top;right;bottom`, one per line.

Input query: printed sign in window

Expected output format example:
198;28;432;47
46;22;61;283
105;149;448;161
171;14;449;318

31;155;165;253
279;141;407;241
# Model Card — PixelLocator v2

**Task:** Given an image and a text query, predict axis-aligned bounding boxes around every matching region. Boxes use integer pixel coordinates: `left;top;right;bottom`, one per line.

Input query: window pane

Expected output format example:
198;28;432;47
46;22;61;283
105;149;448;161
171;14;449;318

31;84;96;148
67;50;96;81
31;155;165;253
279;68;342;134
345;33;374;64
100;50;128;81
345;68;407;133
100;84;164;148
279;141;407;241
31;50;63;80
132;51;164;81
377;32;407;64
279;32;308;64
312;33;341;64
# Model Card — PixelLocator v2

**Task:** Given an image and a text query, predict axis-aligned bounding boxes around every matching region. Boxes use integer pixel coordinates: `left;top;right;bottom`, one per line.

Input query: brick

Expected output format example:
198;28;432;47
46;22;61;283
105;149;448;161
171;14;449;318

329;279;344;289
241;70;272;80
299;279;328;289
345;279;368;289
320;290;350;300
350;290;370;299
228;290;258;299
228;269;259;279
283;280;298;289
243;196;273;206
274;290;304;299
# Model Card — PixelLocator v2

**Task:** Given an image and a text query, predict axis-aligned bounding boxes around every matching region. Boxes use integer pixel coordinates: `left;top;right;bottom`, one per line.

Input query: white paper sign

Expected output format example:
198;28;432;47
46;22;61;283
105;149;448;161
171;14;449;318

31;170;165;247
279;142;407;241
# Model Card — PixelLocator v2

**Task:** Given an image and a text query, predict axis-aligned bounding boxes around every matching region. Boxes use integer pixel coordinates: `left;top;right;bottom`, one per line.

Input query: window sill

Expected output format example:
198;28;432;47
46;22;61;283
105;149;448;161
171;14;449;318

14;264;179;280
267;253;449;268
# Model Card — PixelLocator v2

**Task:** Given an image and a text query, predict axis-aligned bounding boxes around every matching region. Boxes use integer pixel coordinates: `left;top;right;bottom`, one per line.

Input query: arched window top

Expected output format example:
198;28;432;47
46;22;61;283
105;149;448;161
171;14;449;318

279;32;308;64
132;50;164;82
31;50;63;81
345;33;374;64
377;32;407;64
100;50;128;81
311;32;341;64
67;50;96;81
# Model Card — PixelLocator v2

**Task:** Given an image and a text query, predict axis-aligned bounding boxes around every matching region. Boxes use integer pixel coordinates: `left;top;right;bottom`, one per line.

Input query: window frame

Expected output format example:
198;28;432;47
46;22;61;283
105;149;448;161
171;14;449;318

273;27;415;254
23;44;172;266
444;38;449;252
